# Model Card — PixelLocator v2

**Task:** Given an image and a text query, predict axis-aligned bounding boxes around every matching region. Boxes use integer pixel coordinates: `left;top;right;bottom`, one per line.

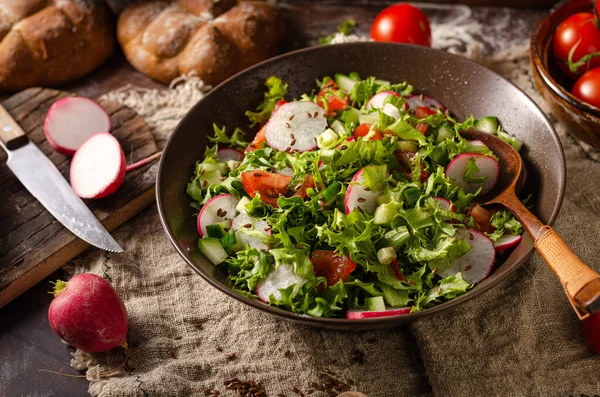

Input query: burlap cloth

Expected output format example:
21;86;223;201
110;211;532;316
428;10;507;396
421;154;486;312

63;8;600;397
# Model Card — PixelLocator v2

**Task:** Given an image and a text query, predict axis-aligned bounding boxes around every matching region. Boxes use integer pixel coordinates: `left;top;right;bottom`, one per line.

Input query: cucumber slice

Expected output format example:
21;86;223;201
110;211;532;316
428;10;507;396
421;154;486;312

317;129;339;149
198;237;228;265
236;196;251;214
221;229;242;253
396;140;418;153
374;79;391;87
334;73;358;93
358;112;379;125
364;296;386;311
377;247;396;265
340;108;360;124
473;116;499;134
348;72;361;81
373;203;396;226
206;220;230;239
436;124;454;143
329;120;347;136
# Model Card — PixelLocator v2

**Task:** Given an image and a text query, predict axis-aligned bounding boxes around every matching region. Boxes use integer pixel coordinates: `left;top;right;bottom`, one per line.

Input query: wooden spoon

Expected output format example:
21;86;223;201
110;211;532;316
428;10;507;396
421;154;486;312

460;129;600;319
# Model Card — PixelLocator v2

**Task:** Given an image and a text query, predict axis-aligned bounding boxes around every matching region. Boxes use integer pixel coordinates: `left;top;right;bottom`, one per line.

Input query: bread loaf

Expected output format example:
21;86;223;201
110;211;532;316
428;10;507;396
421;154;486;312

117;0;284;86
0;0;115;91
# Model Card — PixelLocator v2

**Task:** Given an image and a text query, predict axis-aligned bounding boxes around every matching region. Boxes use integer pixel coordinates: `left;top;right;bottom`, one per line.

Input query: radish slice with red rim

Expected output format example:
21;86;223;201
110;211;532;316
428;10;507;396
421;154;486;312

197;194;239;237
494;233;522;253
406;95;445;112
231;213;271;251
345;168;383;215
346;307;411;319
366;91;400;110
434;228;496;284
45;97;111;156
445;153;499;195
264;101;327;152
70;132;125;199
433;197;456;212
217;148;244;162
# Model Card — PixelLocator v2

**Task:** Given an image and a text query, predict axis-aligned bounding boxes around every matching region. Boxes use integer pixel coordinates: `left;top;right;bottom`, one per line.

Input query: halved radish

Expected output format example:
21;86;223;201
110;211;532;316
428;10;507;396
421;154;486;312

366;91;400;110
345;168;384;215
346;307;411;319
445;153;499;195
70;133;126;199
264;101;327;152
382;103;400;119
197;194;239;237
433;197;456;212
494;233;522;253
231;212;271;251
217;148;244;162
45;97;111;156
436;228;496;284
406;95;445;112
256;264;306;303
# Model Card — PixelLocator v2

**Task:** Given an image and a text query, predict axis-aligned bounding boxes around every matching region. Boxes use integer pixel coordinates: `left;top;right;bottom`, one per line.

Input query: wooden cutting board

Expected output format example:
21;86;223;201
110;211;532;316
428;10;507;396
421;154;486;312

0;88;159;308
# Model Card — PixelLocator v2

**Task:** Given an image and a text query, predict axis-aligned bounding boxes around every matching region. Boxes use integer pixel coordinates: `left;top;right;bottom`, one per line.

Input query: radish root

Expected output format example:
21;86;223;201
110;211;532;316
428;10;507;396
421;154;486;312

125;151;162;172
40;342;130;379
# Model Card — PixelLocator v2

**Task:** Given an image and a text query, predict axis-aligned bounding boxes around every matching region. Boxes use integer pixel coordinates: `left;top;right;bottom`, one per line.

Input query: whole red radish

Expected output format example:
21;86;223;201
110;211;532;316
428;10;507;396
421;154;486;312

48;273;128;353
44;97;111;156
70;132;126;199
582;311;600;354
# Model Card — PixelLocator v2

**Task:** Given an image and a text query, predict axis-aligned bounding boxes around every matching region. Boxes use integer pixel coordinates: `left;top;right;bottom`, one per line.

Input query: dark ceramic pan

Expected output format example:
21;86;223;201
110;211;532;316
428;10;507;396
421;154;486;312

157;43;565;330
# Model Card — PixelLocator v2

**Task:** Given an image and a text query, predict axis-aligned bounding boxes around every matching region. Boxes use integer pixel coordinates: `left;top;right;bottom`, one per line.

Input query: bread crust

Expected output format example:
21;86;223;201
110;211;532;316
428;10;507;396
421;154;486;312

117;0;284;85
0;0;115;91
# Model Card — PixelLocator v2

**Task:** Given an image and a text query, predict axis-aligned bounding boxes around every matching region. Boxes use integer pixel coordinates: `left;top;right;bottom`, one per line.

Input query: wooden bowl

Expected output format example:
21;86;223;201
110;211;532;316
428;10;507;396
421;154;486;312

530;0;600;148
157;43;565;330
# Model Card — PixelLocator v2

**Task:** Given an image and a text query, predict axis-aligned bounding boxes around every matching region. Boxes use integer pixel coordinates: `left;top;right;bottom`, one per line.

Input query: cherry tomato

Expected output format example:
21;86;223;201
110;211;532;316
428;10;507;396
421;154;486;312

572;67;600;108
370;4;431;47
241;171;292;207
353;123;383;140
245;126;267;153
294;175;315;199
310;250;357;287
582;311;600;354
415;123;429;134
553;12;600;77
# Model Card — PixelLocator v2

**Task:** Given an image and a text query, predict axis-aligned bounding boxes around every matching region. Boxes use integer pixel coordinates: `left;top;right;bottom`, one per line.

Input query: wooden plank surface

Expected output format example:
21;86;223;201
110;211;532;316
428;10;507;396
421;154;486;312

0;88;159;308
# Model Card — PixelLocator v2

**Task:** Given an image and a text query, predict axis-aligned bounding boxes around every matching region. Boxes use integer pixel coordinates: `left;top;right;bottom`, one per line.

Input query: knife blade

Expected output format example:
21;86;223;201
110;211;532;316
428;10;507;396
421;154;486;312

0;104;123;253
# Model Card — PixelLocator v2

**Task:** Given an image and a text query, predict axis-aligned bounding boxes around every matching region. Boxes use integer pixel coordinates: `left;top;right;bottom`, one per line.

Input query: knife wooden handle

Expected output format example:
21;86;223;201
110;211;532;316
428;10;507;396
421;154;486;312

0;104;27;150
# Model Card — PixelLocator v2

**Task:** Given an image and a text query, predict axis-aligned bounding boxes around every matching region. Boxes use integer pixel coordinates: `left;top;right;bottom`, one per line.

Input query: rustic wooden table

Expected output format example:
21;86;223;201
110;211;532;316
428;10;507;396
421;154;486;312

0;2;549;396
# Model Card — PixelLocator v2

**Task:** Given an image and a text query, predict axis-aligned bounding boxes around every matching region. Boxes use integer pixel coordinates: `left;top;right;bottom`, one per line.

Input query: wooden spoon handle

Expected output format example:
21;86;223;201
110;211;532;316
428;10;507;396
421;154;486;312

504;196;600;318
534;226;600;318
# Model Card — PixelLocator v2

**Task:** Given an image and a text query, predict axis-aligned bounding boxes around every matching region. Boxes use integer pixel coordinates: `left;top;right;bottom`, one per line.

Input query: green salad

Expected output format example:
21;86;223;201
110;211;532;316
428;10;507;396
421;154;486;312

187;74;524;319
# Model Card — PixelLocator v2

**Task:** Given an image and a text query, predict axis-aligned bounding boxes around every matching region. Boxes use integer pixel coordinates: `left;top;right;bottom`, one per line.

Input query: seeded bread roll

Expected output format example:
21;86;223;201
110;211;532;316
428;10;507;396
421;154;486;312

0;0;115;91
117;0;284;86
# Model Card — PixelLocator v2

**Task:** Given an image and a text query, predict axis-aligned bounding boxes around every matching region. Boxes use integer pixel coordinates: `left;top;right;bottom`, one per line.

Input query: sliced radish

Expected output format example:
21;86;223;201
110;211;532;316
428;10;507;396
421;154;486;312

70;133;126;199
346;307;411;319
445;153;499;195
433;197;456;212
382;103;400;119
345;168;383;215
217;148;244;162
256;264;306;303
197;194;239;237
264;101;327;152
406;95;445;112
436;228;496;284
45;97;111;156
231;212;271;251
366;91;400;110
494;233;522;253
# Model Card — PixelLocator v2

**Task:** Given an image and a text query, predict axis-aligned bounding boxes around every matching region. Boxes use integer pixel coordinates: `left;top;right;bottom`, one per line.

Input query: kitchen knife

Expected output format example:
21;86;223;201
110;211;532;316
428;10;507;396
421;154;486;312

0;103;123;252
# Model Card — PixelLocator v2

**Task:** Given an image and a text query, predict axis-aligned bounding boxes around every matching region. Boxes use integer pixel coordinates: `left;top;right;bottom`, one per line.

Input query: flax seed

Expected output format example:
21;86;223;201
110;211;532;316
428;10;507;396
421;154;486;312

357;197;366;203
243;223;252;228
290;139;296;146
313;111;319;118
285;123;291;128
289;115;295;121
254;172;263;177
290;133;295;139
221;211;227;217
364;186;371;191
306;112;312;118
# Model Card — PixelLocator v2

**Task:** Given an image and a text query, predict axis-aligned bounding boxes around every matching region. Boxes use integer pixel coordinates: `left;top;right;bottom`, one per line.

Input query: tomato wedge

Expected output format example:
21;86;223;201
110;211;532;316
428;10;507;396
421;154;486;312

353;123;383;140
245;126;266;153
241;171;314;207
317;80;349;112
310;250;357;287
415;106;436;118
